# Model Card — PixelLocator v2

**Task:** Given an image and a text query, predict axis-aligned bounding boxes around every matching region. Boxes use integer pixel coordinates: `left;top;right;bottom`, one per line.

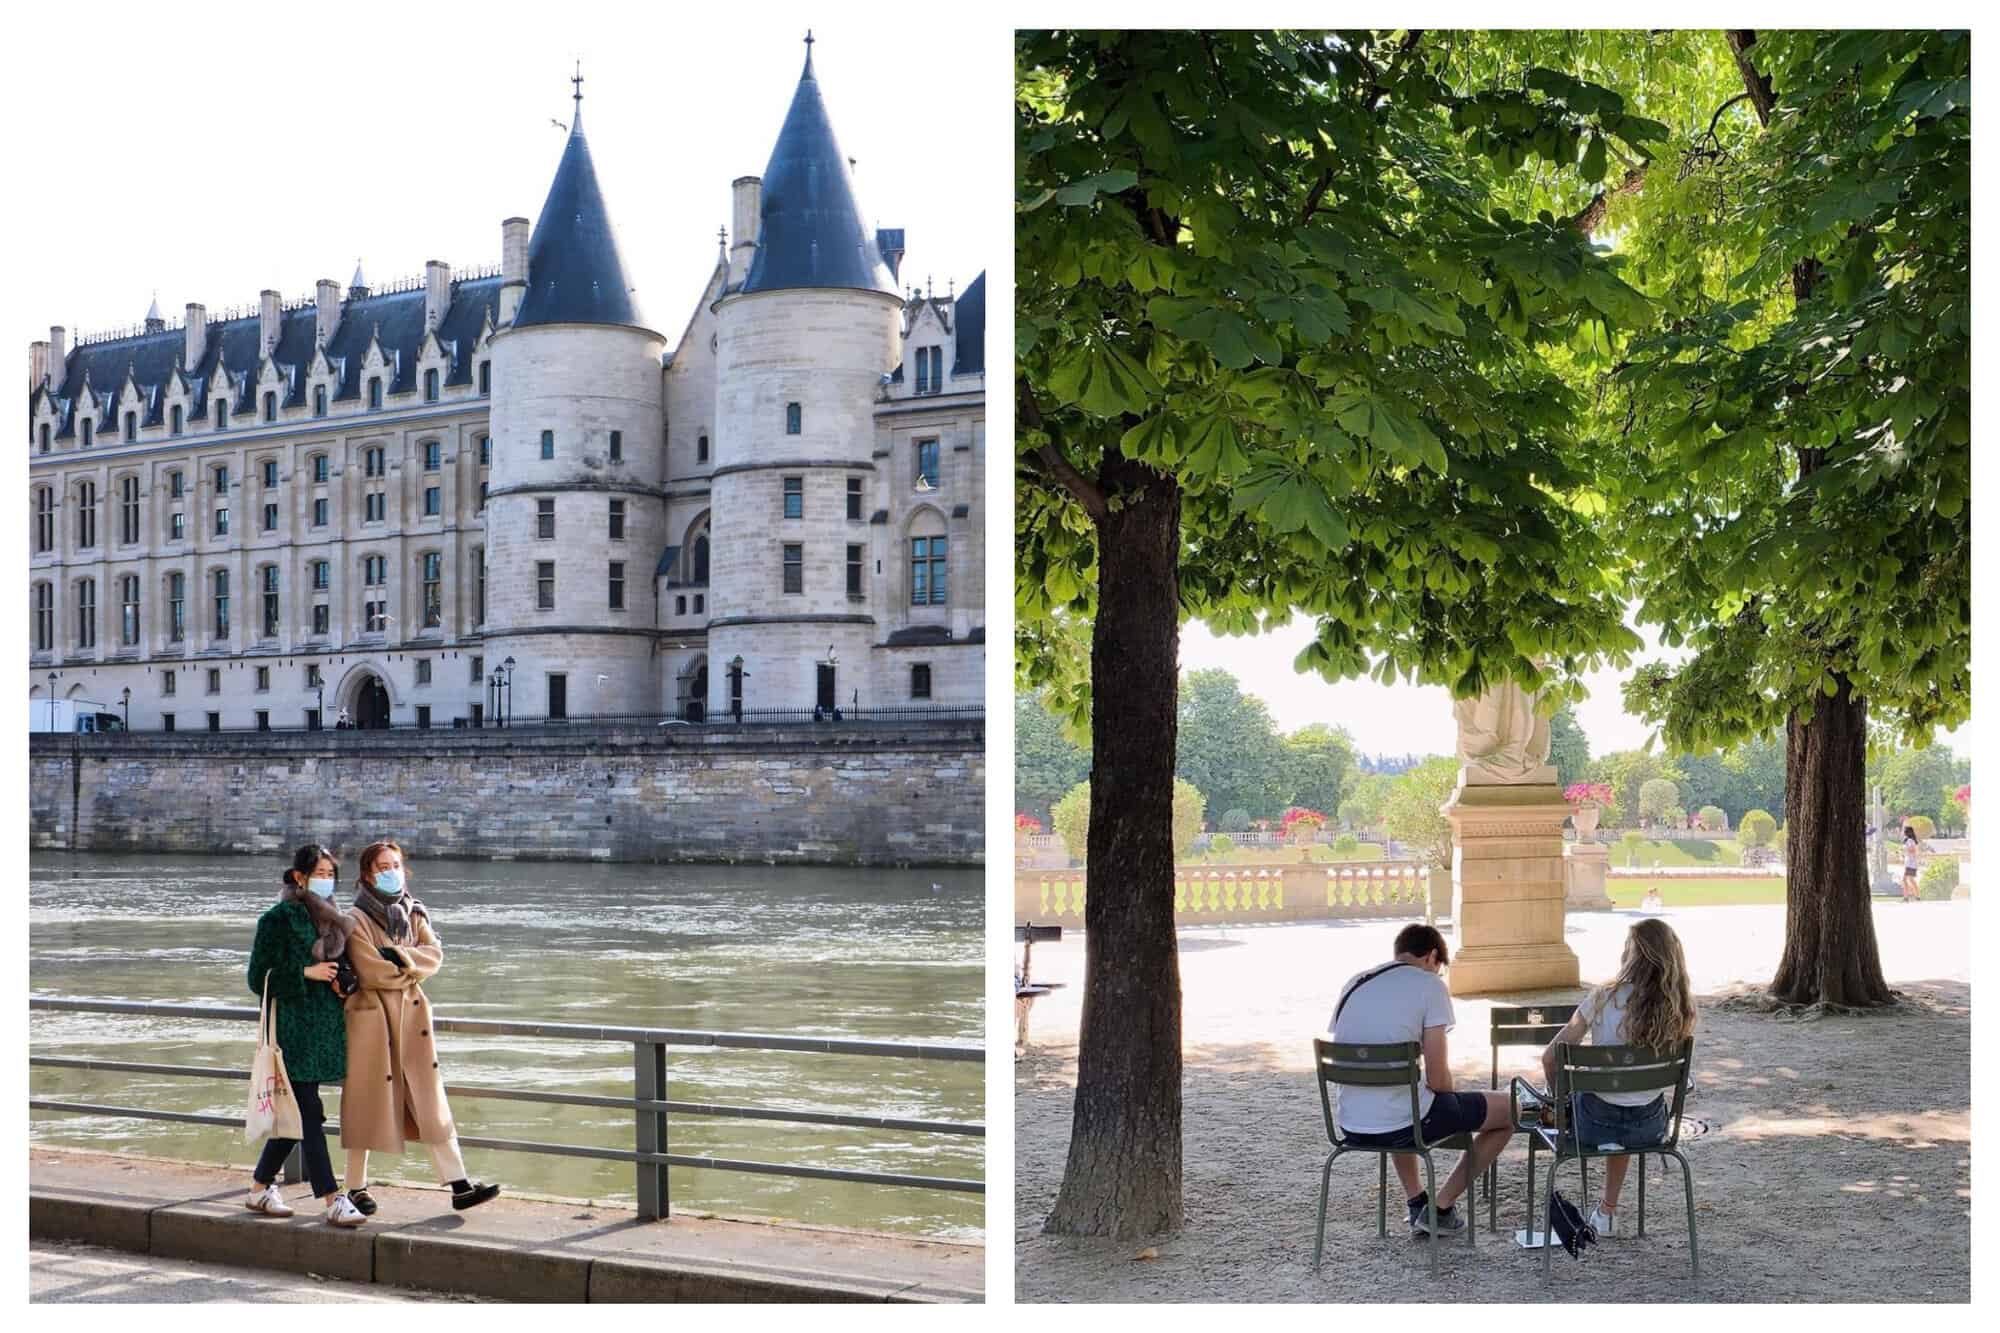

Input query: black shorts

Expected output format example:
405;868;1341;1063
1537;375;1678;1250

1342;1090;1490;1148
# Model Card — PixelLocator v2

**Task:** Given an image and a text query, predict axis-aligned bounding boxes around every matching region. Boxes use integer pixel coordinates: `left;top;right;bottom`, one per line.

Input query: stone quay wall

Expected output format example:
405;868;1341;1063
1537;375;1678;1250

27;722;984;866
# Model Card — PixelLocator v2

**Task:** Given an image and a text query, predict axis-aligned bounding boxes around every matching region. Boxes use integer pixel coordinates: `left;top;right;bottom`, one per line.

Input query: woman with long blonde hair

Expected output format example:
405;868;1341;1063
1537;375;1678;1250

1541;918;1697;1237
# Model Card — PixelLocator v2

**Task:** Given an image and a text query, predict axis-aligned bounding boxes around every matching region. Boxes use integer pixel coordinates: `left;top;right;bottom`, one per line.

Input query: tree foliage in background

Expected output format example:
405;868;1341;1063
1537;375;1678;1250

1282;723;1359;822
1337;772;1392;833
1590;749;1685;827
1016;691;1093;826
1053;778;1206;865
1697;805;1728;832
1381;756;1461;870
1174;669;1292;820
1638;777;1681;823
1871;743;1958;829
1547;701;1591;790
1739;808;1778;850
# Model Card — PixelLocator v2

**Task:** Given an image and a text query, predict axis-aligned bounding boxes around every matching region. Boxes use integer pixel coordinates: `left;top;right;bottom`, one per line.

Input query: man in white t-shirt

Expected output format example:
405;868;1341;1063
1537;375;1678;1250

1327;924;1515;1235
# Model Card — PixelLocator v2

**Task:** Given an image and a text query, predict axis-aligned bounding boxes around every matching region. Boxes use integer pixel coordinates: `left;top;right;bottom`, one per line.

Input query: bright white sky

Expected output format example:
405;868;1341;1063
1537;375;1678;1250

10;3;984;362
1182;612;1968;762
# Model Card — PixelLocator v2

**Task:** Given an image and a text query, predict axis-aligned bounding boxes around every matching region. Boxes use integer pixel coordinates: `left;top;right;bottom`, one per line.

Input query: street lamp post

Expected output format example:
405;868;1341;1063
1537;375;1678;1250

501;656;516;728
121;687;131;732
728;655;747;724
47;672;58;733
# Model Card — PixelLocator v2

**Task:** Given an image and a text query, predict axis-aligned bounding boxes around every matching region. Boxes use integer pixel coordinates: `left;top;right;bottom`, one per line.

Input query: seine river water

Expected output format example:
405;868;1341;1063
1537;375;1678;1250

28;852;983;1240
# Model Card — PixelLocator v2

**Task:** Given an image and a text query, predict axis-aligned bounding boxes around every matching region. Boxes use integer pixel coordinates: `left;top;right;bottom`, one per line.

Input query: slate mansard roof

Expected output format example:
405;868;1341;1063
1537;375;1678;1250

40;278;502;438
741;47;899;298
514;106;648;330
953;272;985;375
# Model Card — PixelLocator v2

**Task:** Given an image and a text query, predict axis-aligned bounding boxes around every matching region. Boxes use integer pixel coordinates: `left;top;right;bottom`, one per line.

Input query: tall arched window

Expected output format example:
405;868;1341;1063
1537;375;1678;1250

211;569;230;641
261;566;280;639
167;572;186;643
908;512;948;607
121;575;141;646
77;481;97;549
32;582;53;652
421;552;443;628
34;487;53;553
423;368;439;402
120;476;140;545
76;578;97;649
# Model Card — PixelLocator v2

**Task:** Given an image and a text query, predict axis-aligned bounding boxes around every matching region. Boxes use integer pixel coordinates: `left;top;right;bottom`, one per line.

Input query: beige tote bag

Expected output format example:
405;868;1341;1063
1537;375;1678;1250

245;971;305;1142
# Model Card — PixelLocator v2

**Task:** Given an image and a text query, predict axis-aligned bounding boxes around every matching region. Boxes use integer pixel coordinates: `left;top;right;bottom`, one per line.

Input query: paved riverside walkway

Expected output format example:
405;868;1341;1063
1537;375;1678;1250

32;1147;981;1303
1017;901;1970;1302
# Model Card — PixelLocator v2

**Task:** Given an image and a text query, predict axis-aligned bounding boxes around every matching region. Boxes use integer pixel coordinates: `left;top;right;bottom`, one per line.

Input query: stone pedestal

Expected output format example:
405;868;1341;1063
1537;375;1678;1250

1442;770;1580;995
1564;840;1615;911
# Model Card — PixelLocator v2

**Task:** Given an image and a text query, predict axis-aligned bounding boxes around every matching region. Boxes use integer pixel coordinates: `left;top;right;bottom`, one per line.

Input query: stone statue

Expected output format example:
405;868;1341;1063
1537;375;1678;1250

1452;677;1553;784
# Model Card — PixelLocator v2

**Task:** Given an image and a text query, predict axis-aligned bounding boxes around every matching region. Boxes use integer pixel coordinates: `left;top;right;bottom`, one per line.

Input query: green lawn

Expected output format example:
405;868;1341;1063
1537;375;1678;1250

1600;837;1753;868
1606;876;1787;907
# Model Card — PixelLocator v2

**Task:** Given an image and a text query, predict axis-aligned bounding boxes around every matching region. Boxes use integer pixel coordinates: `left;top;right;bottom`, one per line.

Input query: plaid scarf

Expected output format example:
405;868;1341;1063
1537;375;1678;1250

353;883;429;943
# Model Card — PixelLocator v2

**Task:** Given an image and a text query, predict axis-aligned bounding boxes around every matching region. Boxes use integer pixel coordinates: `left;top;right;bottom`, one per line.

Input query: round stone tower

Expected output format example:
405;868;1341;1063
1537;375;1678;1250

487;80;667;719
709;40;904;718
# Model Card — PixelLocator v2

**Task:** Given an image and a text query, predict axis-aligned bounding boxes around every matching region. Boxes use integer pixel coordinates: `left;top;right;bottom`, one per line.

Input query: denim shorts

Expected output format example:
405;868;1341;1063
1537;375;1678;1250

1571;1092;1667;1149
1343;1090;1490;1149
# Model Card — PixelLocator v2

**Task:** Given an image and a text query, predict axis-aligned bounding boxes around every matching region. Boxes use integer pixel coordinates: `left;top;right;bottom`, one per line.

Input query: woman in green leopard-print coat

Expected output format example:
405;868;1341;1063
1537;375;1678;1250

243;843;367;1228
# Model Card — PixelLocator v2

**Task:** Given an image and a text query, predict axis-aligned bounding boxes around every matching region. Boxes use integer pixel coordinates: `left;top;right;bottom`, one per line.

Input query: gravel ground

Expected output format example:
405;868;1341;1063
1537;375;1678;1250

1015;902;1970;1303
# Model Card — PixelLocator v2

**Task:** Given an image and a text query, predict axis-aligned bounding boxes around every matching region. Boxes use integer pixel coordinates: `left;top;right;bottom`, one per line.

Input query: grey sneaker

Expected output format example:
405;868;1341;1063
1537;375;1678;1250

1587;1206;1619;1238
245;1183;294;1217
1409;1199;1466;1236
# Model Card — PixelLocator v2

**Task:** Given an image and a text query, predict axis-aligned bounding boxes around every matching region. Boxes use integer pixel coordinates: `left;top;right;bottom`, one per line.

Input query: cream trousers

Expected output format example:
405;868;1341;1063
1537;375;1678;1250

346;1135;466;1190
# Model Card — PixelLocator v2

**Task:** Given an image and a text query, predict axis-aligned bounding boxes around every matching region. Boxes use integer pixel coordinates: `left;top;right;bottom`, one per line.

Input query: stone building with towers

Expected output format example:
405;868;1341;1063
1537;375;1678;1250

25;42;984;731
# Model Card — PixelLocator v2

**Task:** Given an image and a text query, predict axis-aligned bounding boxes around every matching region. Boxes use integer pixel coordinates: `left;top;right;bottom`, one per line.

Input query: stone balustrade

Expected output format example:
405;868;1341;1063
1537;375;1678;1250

1013;860;1434;927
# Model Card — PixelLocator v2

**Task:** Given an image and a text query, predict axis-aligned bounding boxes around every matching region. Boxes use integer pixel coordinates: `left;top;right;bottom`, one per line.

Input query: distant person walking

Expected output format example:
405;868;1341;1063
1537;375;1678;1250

1539;918;1697;1238
244;843;367;1228
338;840;501;1215
1902;824;1922;902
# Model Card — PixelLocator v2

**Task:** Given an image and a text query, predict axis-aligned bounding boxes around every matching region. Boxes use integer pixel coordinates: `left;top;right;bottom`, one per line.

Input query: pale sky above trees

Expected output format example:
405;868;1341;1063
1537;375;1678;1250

1183;612;1966;759
12;4;989;364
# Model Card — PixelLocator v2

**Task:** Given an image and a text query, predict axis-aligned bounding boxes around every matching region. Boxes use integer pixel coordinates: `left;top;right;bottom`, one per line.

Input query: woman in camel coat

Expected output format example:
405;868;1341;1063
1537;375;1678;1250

339;839;501;1215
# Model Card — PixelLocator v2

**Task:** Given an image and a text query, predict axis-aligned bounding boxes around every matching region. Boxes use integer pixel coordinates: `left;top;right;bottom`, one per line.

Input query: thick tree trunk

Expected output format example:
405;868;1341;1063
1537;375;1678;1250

1043;452;1186;1238
1770;674;1893;1007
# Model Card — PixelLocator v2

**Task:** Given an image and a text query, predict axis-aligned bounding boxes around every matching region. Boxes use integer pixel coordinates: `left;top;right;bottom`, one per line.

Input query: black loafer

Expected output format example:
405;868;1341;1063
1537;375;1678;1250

347;1187;378;1217
451;1181;501;1211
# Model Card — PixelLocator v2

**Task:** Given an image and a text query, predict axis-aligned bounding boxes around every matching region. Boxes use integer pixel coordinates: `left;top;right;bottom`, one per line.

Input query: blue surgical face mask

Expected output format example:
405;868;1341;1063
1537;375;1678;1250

370;868;405;897
307;876;336;900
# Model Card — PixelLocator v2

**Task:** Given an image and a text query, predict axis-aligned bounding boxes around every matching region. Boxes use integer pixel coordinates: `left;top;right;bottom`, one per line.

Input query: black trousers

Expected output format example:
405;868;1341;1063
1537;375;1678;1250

252;1079;338;1198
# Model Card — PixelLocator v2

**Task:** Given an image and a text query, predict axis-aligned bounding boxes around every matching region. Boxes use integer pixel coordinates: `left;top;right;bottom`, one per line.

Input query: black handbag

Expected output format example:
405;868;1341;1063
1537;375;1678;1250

1547;1189;1599;1258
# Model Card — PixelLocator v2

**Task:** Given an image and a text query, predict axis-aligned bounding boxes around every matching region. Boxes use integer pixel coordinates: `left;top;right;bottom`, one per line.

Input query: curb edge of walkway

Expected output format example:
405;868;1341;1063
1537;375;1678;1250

30;1190;980;1304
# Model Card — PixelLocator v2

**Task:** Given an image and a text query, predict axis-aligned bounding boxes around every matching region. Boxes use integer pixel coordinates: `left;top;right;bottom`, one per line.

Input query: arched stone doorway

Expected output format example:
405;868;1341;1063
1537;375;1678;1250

677;656;708;722
351;673;392;729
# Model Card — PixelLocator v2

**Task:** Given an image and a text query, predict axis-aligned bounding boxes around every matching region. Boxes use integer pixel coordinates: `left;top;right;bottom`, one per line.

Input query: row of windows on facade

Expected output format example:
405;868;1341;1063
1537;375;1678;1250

39;443;948;558
117;657;939;733
36;365;490;454
30;532;949;655
33;442;487;549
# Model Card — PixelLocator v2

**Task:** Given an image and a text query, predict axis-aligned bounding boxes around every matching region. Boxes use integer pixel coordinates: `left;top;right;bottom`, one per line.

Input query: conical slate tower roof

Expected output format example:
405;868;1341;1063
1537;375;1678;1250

516;85;647;328
741;40;898;297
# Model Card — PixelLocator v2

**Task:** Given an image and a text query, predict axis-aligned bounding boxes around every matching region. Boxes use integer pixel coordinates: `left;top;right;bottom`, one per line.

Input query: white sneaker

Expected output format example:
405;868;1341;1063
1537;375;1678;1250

1588;1206;1619;1238
324;1193;368;1228
245;1183;294;1217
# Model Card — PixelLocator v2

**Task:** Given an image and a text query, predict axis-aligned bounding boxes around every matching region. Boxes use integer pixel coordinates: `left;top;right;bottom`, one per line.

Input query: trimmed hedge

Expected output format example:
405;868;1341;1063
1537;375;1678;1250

1919;859;1960;901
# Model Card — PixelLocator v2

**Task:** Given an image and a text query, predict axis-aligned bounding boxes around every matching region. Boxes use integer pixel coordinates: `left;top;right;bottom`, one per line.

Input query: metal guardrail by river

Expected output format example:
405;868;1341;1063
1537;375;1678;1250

29;998;983;1222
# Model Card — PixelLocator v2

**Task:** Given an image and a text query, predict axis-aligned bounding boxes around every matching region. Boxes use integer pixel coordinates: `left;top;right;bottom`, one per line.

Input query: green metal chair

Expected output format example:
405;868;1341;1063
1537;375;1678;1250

1312;1037;1477;1273
1485;1003;1578;1231
1515;1038;1698;1286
